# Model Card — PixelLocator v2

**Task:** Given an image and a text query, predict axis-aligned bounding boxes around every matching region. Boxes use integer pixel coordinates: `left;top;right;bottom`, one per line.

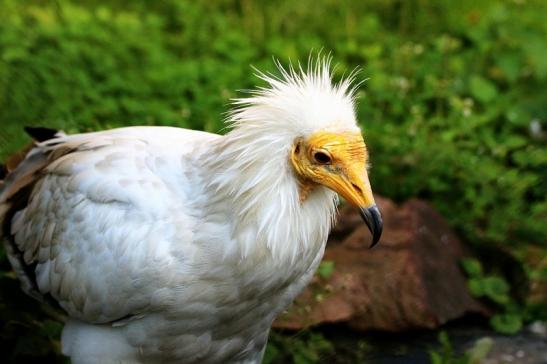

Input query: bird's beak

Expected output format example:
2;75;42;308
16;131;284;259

330;168;383;248
359;204;383;248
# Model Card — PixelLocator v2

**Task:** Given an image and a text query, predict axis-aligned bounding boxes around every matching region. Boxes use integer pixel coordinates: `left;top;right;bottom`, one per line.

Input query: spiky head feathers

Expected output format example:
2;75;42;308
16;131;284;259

228;59;360;137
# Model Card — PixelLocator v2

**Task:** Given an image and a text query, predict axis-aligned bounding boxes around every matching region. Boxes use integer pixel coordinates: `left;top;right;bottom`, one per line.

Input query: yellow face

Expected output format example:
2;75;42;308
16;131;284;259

290;130;375;208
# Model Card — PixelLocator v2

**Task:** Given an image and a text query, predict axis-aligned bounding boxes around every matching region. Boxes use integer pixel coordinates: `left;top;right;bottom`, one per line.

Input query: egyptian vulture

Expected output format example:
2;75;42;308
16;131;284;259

0;61;382;364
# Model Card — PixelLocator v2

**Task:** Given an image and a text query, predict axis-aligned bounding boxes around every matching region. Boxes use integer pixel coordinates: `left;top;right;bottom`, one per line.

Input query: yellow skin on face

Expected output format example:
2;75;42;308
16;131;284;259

290;131;375;208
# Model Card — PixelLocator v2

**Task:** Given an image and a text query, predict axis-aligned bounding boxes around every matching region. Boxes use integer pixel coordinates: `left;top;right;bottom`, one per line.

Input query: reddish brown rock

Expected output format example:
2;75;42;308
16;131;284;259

274;196;488;331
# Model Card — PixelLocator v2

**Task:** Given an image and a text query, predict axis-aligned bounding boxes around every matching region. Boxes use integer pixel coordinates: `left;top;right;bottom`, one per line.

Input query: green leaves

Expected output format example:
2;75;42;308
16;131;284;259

468;276;510;305
264;331;334;364
489;313;523;335
429;332;493;364
429;331;471;364
469;76;498;104
317;261;335;280
462;258;512;306
461;258;483;278
461;258;527;335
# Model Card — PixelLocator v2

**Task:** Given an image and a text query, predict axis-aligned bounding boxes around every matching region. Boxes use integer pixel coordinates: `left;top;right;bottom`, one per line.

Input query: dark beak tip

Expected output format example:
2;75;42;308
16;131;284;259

359;204;383;249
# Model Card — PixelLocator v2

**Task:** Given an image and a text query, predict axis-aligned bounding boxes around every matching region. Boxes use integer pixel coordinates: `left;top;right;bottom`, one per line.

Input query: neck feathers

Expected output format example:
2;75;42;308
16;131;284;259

202;129;337;264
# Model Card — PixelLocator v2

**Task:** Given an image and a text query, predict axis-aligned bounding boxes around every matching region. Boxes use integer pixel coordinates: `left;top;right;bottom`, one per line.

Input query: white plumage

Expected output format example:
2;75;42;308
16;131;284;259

1;60;381;363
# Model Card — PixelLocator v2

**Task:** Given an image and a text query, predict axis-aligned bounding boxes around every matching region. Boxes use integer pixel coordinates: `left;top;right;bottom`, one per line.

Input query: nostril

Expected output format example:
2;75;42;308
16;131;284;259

352;183;362;194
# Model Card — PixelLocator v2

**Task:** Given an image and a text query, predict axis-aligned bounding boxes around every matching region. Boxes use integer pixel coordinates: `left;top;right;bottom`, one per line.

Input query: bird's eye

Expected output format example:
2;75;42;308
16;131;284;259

313;151;331;164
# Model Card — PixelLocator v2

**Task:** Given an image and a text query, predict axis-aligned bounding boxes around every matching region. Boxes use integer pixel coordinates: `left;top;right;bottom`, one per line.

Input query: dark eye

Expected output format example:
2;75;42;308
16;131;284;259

313;151;331;164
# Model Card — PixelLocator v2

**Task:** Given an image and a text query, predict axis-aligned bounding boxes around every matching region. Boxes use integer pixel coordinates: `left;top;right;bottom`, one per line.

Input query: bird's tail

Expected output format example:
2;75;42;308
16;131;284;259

0;126;65;302
0;126;64;184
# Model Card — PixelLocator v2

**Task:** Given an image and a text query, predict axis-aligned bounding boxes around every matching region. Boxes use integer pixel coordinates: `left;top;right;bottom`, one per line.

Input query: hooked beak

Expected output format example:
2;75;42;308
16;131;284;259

325;168;383;248
359;204;383;248
326;170;384;248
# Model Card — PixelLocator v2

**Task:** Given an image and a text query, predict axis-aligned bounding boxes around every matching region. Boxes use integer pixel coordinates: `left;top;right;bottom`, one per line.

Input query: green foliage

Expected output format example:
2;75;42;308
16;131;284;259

429;332;492;364
317;260;335;280
264;331;333;364
460;259;483;278
466;337;494;364
489;313;523;335
429;331;471;364
461;258;525;334
467;276;510;305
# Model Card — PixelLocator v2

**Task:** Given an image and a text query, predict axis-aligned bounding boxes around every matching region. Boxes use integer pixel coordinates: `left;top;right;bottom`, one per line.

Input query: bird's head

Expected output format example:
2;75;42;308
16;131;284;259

226;58;383;247
289;129;382;247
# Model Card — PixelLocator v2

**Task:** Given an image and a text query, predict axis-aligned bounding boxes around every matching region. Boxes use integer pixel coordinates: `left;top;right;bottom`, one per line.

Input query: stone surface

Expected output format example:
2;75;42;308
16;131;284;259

469;323;547;364
274;196;488;331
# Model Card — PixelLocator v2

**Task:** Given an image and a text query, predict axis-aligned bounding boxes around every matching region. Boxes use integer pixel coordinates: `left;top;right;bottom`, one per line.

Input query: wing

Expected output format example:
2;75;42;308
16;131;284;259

1;126;218;323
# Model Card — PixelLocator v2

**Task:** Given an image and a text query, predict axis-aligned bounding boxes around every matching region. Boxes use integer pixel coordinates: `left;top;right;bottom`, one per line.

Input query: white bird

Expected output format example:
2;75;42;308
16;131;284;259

0;60;382;364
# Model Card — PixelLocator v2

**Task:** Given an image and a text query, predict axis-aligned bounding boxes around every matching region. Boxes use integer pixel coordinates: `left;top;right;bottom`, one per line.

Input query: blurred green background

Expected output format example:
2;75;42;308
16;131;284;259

0;0;546;363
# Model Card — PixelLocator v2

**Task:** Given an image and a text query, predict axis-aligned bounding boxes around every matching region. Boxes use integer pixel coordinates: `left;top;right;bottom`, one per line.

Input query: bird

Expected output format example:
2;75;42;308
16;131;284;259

0;59;382;364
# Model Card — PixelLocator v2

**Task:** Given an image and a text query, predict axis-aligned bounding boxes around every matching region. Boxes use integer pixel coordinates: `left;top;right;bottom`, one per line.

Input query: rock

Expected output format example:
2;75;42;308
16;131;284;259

528;321;546;337
470;332;547;364
274;196;488;331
